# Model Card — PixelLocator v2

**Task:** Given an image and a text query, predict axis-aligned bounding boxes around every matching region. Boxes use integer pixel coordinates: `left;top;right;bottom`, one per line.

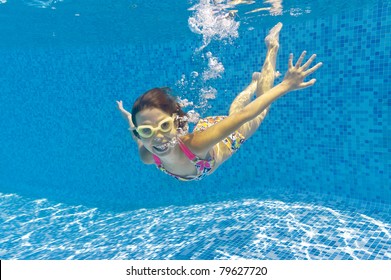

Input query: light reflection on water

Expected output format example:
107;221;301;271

0;192;390;260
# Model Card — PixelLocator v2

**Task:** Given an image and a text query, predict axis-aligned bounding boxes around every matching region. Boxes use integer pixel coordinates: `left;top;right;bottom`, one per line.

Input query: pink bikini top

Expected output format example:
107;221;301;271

152;139;215;181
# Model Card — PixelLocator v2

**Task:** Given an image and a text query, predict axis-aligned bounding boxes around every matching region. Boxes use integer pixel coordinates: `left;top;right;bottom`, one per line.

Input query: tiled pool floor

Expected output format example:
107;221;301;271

0;191;390;260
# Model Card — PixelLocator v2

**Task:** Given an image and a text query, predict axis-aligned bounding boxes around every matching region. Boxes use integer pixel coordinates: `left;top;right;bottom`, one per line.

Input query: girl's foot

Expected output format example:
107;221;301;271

265;22;282;49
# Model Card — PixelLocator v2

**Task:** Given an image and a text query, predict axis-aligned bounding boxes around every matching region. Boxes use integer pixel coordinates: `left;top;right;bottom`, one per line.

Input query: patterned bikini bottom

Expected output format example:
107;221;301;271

193;116;246;153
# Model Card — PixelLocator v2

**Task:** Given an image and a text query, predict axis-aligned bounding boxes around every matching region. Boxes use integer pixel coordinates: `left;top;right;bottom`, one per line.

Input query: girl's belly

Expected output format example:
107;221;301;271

210;142;234;172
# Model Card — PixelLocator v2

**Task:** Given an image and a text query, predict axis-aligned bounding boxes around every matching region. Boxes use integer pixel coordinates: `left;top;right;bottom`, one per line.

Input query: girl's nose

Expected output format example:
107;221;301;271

153;132;165;142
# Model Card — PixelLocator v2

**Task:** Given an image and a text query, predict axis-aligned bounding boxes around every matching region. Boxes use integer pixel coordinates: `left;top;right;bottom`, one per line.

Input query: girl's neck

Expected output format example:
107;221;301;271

158;138;187;165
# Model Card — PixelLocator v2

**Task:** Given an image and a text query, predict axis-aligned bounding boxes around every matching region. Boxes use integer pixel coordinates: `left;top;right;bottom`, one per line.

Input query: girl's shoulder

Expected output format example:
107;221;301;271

179;132;211;159
179;133;194;145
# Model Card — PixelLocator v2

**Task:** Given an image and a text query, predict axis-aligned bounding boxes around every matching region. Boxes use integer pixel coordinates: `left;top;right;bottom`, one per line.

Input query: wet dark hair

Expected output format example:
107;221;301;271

131;87;188;138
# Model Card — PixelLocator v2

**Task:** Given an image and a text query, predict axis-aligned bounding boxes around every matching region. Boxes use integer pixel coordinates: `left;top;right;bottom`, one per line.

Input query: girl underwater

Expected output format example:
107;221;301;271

116;22;322;181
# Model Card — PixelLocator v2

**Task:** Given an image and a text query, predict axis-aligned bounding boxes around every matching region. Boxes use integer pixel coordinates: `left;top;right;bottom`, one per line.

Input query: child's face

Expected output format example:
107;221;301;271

135;108;178;156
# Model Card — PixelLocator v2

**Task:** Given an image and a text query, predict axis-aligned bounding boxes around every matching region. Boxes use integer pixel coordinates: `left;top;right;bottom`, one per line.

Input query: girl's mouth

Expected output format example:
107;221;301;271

152;137;179;153
153;143;170;152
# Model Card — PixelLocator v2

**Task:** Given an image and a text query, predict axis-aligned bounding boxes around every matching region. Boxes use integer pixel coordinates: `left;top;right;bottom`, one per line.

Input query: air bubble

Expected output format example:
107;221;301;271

188;0;240;51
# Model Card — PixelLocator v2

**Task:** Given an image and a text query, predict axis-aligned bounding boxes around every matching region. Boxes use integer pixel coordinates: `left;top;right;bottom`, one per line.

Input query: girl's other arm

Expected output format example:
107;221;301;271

116;101;154;165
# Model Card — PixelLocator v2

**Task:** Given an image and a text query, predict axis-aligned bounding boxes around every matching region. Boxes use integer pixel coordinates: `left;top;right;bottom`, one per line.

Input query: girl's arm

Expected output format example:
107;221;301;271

186;52;322;153
116;101;154;164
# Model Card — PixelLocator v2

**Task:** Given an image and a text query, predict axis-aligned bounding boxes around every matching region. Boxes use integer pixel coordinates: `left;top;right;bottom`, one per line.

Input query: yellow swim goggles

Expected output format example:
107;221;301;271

135;116;175;139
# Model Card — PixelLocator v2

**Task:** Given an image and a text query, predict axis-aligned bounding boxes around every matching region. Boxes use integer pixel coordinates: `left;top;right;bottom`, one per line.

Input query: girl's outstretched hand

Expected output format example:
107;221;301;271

116;100;136;129
281;51;322;91
116;100;127;113
116;100;131;117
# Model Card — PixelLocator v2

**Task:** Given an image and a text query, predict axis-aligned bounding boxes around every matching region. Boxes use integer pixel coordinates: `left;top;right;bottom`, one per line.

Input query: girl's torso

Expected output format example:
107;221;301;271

152;136;220;181
152;116;245;181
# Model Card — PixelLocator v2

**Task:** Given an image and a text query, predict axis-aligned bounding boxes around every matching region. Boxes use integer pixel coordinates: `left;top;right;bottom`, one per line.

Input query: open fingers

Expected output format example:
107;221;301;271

295;51;307;68
302;54;317;69
288;53;293;69
299;78;317;89
304;62;323;76
116;100;125;111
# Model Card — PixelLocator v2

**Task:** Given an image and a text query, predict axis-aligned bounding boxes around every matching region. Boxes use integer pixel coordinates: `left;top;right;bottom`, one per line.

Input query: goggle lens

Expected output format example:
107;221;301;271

136;117;174;138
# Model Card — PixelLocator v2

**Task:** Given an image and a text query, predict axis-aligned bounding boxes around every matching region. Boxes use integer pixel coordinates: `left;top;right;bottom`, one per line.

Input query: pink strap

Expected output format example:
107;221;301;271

178;140;197;160
153;139;197;165
153;154;162;165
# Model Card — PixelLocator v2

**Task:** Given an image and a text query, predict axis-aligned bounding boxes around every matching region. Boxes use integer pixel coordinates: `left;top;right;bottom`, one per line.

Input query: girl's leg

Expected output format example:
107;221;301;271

229;22;282;139
228;72;260;116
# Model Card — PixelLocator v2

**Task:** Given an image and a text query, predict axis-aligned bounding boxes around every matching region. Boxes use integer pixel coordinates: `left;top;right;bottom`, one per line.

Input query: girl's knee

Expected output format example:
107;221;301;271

238;122;258;140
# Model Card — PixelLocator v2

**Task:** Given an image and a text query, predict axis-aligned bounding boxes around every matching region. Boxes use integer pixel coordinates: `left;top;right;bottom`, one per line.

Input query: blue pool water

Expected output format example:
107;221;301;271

0;0;390;260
